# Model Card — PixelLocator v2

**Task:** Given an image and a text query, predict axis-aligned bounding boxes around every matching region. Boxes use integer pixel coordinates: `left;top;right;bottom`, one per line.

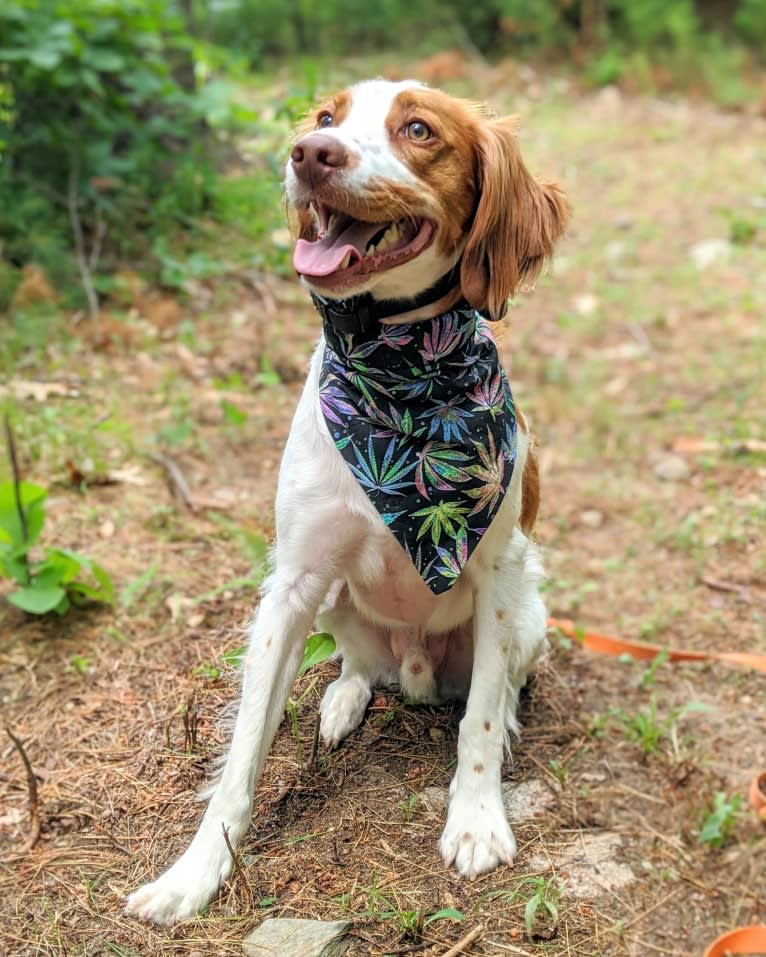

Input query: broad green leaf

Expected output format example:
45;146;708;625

0;481;47;548
423;908;465;927
8;584;66;614
524;895;540;937
38;549;82;585
222;644;247;668
298;632;336;677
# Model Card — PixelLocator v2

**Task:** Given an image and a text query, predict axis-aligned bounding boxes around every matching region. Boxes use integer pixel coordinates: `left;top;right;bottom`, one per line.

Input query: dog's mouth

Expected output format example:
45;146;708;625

293;204;435;288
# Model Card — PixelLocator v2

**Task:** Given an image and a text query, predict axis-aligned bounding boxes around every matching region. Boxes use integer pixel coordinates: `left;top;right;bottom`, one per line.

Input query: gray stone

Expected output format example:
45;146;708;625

580;509;604;529
654;453;690;482
419;778;558;825
689;238;731;270
243;919;351;957
540;832;635;898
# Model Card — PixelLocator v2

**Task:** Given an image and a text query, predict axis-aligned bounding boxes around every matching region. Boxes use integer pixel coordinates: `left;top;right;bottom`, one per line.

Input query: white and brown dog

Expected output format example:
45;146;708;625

127;79;568;925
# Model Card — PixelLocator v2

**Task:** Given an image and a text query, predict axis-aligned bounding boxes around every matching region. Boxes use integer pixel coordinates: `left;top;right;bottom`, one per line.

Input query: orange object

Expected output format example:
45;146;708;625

547;617;766;674
703;926;766;956
750;771;766;822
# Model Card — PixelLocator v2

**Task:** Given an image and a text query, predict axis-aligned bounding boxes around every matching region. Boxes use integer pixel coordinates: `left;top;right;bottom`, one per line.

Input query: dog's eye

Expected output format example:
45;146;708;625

317;112;334;129
405;120;431;142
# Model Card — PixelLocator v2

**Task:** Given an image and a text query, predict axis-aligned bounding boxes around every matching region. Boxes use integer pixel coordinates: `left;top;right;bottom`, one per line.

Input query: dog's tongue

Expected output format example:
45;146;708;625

293;218;384;277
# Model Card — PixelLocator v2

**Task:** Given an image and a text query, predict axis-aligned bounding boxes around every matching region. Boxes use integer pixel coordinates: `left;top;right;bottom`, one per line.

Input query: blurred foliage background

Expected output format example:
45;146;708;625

0;0;765;321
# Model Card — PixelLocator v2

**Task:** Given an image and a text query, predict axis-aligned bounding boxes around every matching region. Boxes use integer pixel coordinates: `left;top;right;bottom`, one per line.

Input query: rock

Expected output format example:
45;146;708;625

689;238;731;270
580;509;604;529
419;778;558;825
653;454;690;482
243;919;351;957
502;779;559;822
534;832;636;898
572;293;600;317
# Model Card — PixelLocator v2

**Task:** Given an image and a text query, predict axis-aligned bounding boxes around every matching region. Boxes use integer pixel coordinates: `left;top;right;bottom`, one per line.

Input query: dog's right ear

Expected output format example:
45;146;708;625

461;116;569;320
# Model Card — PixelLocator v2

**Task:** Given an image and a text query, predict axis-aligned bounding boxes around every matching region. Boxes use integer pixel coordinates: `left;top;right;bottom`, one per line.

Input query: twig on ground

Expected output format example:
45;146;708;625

439;923;484;957
6;727;41;852
308;710;321;769
183;692;200;752
700;576;749;601
150;451;195;510
222;822;253;907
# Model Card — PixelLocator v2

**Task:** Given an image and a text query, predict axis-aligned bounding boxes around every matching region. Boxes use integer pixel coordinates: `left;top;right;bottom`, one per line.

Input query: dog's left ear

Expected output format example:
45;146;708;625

461;116;569;320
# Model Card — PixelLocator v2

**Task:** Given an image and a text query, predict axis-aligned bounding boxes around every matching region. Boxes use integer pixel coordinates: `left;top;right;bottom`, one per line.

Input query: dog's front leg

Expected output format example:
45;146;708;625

439;562;520;878
126;569;329;925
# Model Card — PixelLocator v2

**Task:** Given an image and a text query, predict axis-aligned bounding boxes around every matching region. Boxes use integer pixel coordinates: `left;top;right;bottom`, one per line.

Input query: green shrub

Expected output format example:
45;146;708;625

735;0;766;48
0;478;114;615
0;0;242;303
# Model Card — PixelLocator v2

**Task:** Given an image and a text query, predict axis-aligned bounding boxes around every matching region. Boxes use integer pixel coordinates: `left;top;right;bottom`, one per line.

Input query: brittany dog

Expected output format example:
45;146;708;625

127;78;568;924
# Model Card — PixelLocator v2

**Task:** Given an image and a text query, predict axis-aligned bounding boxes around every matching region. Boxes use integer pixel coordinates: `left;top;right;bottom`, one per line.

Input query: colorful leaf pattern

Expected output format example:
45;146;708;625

319;305;517;594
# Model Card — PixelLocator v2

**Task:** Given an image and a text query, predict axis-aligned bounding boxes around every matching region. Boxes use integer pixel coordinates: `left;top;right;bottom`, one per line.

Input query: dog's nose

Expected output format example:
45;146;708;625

290;133;348;186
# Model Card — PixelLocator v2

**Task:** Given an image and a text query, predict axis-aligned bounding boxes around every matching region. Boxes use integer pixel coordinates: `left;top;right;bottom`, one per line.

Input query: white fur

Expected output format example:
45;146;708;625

126;80;550;926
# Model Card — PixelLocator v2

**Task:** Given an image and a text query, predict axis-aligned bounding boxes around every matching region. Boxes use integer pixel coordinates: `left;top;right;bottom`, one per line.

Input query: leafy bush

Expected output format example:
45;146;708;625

0;479;113;614
0;0;243;304
735;0;766;48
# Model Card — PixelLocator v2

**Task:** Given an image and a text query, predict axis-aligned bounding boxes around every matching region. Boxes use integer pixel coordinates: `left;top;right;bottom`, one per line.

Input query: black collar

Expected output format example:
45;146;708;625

310;261;466;335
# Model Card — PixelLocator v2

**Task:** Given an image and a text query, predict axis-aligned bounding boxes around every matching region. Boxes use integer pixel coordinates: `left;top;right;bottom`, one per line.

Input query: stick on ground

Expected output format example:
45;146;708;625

6;726;41;853
439;923;484;957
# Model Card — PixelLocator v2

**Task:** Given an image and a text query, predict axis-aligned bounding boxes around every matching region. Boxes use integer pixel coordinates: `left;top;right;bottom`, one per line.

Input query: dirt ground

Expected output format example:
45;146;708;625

1;63;765;957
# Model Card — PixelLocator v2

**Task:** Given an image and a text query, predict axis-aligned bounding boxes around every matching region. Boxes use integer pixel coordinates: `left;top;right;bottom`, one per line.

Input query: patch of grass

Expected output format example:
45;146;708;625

612;694;711;755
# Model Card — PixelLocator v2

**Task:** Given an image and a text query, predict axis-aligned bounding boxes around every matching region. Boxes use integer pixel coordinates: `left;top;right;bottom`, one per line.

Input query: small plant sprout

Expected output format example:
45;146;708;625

548;759;568;786
639;648;670;689
522;876;560;940
1;420;114;615
698;792;741;848
399;793;419;821
613;694;711;756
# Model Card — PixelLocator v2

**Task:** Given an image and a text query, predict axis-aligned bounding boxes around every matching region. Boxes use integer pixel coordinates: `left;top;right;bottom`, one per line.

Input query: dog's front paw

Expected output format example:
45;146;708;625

125;854;230;925
320;674;371;748
439;793;516;879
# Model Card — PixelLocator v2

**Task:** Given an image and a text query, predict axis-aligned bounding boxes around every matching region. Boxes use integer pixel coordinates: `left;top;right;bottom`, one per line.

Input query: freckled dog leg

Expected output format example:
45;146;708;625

126;569;330;925
440;531;543;878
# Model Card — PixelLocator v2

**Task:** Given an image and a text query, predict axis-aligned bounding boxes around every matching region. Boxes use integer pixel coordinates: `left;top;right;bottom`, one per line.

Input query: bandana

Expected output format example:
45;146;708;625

319;304;516;595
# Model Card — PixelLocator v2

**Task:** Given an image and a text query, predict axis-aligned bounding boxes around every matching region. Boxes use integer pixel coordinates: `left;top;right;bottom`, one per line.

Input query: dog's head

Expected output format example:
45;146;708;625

285;79;568;319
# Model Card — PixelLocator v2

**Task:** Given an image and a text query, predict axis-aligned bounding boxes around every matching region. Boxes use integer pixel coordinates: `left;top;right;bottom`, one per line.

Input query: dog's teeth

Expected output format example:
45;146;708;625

339;252;351;269
364;243;377;257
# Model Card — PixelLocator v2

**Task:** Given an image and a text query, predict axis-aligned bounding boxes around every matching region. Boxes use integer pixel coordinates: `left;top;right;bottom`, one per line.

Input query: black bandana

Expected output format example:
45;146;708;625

319;305;516;595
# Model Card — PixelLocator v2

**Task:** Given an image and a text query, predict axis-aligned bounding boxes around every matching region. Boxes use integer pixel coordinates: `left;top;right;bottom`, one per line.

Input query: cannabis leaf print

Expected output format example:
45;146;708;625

415;441;472;498
318;304;516;594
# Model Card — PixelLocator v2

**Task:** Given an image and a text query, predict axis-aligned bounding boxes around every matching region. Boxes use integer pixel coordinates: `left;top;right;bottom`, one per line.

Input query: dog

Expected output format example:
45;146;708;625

126;78;568;925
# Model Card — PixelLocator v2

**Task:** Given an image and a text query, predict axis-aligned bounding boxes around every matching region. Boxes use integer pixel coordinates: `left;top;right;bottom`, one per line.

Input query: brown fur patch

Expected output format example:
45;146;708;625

461;117;570;319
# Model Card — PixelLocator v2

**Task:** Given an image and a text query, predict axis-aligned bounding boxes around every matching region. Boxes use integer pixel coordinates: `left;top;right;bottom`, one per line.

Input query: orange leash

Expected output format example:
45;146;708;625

547;617;766;956
547;617;766;675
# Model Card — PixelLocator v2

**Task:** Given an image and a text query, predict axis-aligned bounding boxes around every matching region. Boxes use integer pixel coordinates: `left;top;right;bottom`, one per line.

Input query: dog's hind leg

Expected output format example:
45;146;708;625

318;585;396;748
126;567;332;925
